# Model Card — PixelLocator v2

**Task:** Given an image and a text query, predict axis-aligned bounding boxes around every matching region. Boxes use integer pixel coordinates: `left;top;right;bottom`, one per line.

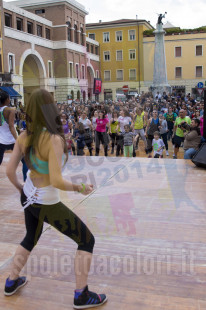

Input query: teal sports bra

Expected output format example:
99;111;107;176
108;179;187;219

30;148;49;175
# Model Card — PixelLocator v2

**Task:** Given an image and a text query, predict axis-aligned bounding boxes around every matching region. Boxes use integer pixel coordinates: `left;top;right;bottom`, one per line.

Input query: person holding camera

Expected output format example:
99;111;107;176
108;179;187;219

183;118;201;159
172;109;191;159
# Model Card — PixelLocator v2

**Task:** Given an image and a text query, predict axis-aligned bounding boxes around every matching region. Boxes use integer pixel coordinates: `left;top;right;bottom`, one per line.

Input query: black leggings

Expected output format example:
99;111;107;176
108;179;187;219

0;143;28;181
95;131;108;156
20;190;95;253
0;143;14;165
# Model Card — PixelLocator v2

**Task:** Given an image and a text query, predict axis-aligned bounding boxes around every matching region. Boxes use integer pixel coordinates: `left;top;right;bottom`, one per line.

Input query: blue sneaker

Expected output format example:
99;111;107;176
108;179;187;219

4;276;28;296
73;285;107;309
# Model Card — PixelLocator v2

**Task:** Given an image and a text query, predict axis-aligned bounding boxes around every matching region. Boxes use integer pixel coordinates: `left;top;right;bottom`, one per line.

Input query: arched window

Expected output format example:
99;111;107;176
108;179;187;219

66;22;71;41
71;90;74;100
74;25;78;44
77;90;80;100
80;28;84;46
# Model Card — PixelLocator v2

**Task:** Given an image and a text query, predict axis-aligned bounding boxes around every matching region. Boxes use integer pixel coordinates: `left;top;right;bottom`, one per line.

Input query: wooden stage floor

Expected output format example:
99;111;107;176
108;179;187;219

0;154;206;310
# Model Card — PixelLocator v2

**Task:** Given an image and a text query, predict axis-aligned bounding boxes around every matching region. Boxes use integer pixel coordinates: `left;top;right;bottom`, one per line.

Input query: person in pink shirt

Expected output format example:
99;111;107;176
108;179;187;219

200;116;204;137
95;110;109;156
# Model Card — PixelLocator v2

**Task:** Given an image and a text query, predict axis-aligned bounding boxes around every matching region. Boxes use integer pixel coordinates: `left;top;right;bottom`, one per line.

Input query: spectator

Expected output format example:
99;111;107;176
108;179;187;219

183;119;201;159
146;110;160;158
95;110;109;156
172;109;191;159
159;113;169;156
152;131;165;158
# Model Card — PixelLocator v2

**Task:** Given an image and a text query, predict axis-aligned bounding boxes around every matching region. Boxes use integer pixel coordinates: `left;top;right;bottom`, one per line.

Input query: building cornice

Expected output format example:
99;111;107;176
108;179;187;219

4;27;95;56
8;0;88;15
3;1;53;27
86;21;153;30
86;37;99;46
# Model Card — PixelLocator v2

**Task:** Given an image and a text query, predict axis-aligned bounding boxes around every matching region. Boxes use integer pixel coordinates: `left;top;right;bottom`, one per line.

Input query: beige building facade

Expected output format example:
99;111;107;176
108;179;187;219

143;31;206;96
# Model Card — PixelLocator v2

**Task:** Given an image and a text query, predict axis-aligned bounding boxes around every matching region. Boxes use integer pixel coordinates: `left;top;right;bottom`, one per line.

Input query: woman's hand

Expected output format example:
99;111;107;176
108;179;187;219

78;184;94;195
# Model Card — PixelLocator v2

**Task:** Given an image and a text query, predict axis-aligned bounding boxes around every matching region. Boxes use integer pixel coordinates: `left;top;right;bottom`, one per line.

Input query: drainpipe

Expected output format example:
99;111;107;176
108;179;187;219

138;23;141;94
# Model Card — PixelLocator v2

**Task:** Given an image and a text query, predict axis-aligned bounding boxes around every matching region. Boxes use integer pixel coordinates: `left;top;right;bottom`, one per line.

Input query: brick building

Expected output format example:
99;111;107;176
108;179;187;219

0;0;100;104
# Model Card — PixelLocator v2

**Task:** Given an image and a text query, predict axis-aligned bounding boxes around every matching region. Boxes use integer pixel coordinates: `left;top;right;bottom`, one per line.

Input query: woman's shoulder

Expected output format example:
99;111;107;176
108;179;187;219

17;131;28;146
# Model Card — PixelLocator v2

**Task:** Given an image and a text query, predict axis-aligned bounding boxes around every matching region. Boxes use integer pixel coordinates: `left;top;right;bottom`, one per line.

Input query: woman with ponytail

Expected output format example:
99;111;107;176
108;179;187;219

4;89;107;309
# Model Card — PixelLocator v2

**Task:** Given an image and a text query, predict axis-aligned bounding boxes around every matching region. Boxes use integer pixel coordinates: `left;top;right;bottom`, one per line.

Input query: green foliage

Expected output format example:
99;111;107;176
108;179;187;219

143;26;206;37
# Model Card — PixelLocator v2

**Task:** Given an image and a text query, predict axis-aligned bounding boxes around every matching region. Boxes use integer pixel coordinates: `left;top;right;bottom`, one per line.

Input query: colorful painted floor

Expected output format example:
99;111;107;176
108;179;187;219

0;154;206;310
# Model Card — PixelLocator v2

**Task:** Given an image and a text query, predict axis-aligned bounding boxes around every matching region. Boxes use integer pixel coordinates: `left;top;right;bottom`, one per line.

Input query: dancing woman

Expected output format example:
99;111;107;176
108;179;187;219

4;89;107;309
0;91;27;180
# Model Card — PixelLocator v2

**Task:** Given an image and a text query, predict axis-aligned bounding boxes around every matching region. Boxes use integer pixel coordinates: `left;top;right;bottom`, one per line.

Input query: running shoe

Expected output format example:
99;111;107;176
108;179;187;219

73;285;107;309
4;276;28;296
166;151;169;156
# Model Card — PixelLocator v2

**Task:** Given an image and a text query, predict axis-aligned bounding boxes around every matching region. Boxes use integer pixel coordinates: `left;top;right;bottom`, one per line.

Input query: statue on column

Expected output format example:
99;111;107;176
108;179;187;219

157;12;167;24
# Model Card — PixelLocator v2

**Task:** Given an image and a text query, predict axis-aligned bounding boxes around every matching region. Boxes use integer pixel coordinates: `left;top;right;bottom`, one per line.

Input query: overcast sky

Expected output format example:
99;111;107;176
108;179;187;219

5;0;206;29
78;0;206;29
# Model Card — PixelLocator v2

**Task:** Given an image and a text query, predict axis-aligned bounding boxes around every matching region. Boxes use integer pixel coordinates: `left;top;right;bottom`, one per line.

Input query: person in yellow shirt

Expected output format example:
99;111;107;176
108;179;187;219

133;107;147;150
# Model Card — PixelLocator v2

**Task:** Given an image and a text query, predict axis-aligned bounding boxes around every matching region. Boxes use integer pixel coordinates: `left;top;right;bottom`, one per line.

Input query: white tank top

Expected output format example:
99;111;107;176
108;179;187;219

0;106;16;145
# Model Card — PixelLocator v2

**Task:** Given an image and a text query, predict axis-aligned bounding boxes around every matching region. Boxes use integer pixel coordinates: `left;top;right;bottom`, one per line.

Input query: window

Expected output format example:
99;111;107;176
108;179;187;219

5;13;12;28
175;47;182;57
104;51;110;61
103;32;110;42
89;33;95;40
46;28;50;40
48;61;53;78
129;49;136;60
66;22;71;41
129;30;135;41
80;28;84;46
74;25;78;44
116;31;122;42
27;22;33;34
37;25;42;37
95;46;99;55
8;54;14;73
91;45;94;54
129;69;136;80
35;9;45;14
196;66;203;77
104;70;111;81
69;62;73;78
86;44;90;52
116;69;123;80
175;67;182;78
196;45;203;56
16;18;23;31
116;50;123;61
81;65;85;79
75;64;79;79
96;70;99;78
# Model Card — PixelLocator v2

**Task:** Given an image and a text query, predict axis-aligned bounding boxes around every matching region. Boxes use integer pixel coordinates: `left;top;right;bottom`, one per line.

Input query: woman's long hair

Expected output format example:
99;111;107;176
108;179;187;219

0;91;9;106
25;89;68;169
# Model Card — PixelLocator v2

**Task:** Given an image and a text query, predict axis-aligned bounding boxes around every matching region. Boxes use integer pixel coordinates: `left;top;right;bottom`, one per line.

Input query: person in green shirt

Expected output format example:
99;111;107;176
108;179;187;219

172;109;191;159
133;107;147;150
109;111;119;154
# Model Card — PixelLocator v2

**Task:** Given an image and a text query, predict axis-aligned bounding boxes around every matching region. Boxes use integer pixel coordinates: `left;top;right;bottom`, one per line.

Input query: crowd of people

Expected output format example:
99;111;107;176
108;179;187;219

14;91;204;160
0;89;205;309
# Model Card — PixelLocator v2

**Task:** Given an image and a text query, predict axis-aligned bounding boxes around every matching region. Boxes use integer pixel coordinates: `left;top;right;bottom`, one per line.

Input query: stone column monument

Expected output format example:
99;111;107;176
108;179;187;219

151;13;171;96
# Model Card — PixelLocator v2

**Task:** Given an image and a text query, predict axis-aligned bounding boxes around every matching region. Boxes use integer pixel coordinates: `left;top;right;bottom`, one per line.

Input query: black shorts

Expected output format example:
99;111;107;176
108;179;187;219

173;135;184;148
